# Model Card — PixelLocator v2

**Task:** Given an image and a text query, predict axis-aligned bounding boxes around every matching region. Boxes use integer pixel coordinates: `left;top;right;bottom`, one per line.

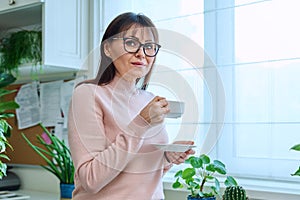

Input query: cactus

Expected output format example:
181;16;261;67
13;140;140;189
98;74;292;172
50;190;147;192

223;186;247;200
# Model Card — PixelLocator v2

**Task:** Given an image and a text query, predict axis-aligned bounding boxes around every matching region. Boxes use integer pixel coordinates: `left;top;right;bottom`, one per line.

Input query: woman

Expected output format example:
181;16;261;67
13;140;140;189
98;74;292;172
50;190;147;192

68;12;194;200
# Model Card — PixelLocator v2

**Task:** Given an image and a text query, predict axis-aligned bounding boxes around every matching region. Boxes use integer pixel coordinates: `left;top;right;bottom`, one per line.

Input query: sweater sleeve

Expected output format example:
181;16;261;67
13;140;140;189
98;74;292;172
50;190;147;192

68;84;151;193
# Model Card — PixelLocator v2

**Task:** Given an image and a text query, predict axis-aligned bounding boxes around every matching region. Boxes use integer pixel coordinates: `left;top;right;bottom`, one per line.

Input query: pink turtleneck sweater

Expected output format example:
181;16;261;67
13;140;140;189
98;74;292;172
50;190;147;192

68;76;170;200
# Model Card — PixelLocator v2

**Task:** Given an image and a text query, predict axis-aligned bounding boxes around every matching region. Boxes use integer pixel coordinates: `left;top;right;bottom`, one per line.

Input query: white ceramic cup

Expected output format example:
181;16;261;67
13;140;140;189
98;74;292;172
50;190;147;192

166;100;185;118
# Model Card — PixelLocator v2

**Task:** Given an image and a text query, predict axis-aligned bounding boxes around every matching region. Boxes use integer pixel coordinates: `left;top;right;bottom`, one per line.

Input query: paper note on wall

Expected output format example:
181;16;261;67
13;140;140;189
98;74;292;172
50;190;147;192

15;82;41;129
60;80;75;129
60;76;85;128
40;80;63;127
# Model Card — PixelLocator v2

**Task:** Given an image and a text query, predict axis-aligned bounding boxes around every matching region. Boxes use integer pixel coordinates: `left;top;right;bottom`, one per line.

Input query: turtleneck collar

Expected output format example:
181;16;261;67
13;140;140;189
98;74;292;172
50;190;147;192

108;74;138;95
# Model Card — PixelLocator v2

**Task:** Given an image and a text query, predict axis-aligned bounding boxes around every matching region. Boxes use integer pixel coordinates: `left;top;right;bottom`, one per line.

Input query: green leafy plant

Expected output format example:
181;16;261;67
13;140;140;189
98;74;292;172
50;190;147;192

222;185;248;200
0;73;19;178
21;123;74;184
172;154;237;199
290;144;300;176
0;30;42;74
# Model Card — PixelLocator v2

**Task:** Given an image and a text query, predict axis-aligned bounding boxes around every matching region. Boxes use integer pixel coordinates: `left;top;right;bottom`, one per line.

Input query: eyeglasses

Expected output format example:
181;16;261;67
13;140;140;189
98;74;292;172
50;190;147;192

112;37;161;57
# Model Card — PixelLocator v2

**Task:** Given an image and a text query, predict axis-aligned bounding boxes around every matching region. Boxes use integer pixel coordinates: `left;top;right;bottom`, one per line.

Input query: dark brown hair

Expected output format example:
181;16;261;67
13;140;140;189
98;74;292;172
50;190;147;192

91;12;159;90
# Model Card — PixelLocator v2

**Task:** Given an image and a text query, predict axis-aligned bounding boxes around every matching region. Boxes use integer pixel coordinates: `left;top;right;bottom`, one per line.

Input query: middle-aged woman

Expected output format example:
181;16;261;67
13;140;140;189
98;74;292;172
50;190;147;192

68;12;195;200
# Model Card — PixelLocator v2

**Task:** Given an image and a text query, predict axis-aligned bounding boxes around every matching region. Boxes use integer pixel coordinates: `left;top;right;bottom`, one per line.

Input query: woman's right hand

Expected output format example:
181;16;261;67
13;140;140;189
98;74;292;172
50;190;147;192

164;141;195;165
139;96;170;124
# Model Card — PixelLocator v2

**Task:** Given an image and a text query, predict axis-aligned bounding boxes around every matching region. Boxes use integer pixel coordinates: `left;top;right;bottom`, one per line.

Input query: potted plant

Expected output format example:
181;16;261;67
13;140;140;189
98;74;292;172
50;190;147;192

21;123;75;199
0;72;19;179
290;144;300;176
172;154;237;200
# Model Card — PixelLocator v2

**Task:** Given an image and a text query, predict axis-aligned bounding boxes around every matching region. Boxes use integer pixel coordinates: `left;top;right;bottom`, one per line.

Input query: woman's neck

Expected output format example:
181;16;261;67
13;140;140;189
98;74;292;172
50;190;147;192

110;75;137;95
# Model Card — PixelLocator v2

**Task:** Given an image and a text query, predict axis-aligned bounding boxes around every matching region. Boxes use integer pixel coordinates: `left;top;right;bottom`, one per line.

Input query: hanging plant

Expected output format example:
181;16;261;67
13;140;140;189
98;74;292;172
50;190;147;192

0;30;42;74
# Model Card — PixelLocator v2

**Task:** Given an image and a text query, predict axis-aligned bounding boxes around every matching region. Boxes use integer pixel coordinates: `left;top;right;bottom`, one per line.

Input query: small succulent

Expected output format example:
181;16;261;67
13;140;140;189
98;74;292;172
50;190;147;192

223;185;247;200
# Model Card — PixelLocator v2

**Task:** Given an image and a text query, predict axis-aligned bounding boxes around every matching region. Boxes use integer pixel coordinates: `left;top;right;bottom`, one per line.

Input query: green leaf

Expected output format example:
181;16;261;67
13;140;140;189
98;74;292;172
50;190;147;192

190;156;202;168
0;89;17;98
201;191;214;198
200;154;210;164
0;141;6;152
212;160;227;174
0;119;12;137
194;178;201;184
185;156;195;164
290;144;300;151
198;191;205;197
182;168;195;179
214;164;226;175
206;164;216;172
172;181;182;189
291;167;300;176
185;177;194;185
0;73;16;88
215;178;220;191
0;113;15;119
0;162;7;178
224;176;238;186
213;160;225;168
174;170;182;178
188;181;198;188
0;154;10;160
0;101;20;113
210;186;218;197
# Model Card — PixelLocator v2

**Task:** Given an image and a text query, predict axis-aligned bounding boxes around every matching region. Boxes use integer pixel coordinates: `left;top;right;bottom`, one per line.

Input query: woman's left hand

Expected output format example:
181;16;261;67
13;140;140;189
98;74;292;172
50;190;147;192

164;140;195;165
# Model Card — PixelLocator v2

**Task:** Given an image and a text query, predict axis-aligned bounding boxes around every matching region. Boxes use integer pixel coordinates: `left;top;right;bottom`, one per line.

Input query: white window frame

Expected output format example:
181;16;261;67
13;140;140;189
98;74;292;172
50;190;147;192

164;0;300;199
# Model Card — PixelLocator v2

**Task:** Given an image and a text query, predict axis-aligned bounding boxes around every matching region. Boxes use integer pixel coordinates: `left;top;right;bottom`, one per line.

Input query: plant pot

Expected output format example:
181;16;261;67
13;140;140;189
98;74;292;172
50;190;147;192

187;195;216;200
60;183;74;200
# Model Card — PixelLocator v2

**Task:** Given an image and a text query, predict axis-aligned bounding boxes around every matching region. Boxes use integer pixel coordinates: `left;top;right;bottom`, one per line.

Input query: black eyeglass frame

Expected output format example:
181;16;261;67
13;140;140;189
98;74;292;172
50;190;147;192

112;37;161;57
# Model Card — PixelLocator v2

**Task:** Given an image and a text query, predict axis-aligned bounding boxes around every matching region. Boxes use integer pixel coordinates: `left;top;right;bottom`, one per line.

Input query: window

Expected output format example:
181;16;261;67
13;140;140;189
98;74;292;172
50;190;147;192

155;0;300;195
213;0;300;192
101;0;300;197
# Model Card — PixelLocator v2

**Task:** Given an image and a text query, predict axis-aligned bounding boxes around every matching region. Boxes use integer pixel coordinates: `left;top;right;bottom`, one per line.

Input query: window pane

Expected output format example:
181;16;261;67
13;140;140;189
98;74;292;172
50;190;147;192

235;0;300;63
213;0;300;183
226;0;300;180
132;0;204;21
235;63;270;122
272;60;300;122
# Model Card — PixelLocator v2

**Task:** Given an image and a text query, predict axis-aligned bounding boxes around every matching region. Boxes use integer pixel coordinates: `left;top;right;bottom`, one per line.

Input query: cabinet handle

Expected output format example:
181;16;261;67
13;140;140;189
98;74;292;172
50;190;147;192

9;0;16;5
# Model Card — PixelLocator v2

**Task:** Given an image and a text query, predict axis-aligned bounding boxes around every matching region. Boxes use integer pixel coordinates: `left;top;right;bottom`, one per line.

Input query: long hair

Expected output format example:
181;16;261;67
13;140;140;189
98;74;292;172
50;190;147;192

91;12;159;90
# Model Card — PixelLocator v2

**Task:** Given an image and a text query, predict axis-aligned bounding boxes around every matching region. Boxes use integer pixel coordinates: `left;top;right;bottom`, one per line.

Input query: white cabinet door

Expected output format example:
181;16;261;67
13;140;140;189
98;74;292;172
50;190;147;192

43;0;89;70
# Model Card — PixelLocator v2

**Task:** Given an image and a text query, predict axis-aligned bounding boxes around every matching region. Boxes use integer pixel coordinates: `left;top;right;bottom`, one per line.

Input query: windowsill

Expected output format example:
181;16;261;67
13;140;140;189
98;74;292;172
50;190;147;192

163;173;300;200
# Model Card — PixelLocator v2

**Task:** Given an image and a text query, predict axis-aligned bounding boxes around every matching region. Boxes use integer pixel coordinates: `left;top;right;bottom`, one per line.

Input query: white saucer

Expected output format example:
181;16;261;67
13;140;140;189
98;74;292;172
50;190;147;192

152;143;196;152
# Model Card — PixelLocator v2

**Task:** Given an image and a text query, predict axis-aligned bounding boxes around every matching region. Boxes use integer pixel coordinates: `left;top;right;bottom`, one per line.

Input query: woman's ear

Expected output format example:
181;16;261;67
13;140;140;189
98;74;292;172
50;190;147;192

104;43;111;58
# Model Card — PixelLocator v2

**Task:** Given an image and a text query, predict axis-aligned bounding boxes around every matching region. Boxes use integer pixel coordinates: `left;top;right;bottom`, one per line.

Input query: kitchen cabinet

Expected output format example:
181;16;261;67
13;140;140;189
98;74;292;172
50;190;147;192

0;0;89;82
43;0;89;70
0;0;41;13
0;0;42;31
